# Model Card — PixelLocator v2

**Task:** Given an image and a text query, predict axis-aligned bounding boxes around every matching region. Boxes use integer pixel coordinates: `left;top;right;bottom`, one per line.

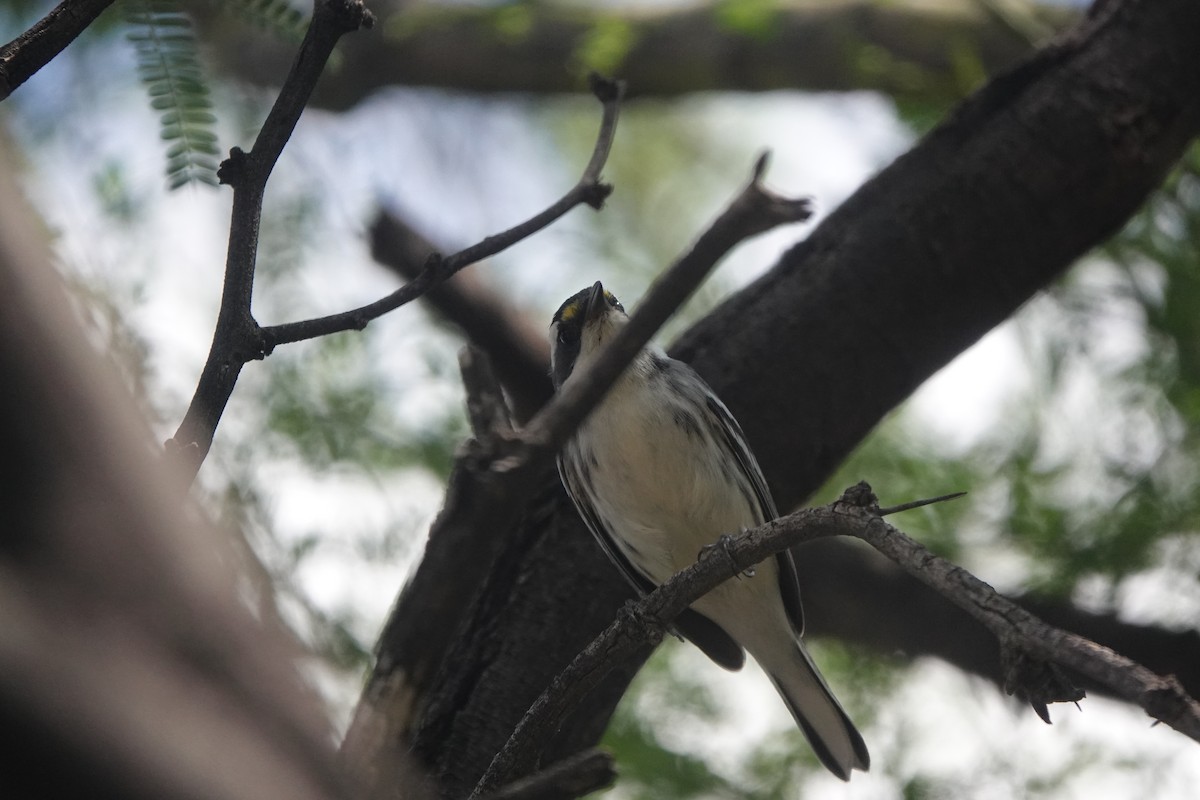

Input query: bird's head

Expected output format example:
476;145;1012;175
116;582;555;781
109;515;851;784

549;281;627;389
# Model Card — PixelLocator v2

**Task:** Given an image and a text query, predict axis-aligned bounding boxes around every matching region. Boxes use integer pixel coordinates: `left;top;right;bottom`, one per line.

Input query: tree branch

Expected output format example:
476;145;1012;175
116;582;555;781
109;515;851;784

470;482;1200;796
0;0;116;101
203;0;1077;110
168;0;375;482
170;72;620;485
262;74;623;352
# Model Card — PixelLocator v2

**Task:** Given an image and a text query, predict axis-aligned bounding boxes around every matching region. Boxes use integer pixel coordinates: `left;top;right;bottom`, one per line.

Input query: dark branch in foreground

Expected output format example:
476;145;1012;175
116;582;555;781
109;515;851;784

0;0;115;100
168;0;374;482
470;481;1200;797
263;73;623;350
339;157;813;793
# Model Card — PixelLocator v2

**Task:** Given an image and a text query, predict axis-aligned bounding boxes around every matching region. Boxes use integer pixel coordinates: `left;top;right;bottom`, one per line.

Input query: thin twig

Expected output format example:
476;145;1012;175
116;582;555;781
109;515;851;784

368;211;552;422
877;491;967;516
469;481;1200;796
0;0;115;100
261;74;624;350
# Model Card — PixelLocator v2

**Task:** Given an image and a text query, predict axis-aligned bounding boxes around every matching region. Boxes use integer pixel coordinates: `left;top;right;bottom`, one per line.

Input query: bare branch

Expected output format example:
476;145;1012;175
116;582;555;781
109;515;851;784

842;483;1200;738
0;0;115;100
877;490;967;516
167;0;375;481
367;211;551;422
470;482;1200;796
205;0;1078;110
261;74;624;350
520;152;813;457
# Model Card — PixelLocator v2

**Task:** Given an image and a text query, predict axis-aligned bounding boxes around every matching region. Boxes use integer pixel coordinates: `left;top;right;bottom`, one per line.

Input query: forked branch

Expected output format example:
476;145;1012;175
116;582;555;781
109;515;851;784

168;70;620;482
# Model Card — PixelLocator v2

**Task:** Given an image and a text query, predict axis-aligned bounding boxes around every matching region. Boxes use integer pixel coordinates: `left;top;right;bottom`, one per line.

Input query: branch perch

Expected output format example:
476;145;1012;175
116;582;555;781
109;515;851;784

470;482;1200;796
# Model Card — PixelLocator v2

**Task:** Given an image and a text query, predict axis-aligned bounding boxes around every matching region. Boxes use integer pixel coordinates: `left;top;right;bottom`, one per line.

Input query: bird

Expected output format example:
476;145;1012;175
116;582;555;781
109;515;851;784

550;281;869;781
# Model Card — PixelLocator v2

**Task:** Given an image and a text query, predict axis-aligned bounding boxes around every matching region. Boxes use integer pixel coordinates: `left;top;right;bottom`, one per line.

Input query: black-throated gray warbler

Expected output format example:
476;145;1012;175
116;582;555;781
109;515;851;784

551;281;869;781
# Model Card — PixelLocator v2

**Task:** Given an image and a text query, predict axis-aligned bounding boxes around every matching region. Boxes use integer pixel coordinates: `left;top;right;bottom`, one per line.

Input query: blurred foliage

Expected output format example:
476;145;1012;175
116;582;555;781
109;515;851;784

122;0;220;188
602;646;747;800
214;0;308;41
713;0;780;41
264;329;464;478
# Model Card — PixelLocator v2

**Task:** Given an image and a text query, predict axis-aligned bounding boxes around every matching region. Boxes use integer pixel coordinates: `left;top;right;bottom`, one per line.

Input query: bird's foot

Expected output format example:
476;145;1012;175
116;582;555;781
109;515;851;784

618;599;666;645
699;534;754;580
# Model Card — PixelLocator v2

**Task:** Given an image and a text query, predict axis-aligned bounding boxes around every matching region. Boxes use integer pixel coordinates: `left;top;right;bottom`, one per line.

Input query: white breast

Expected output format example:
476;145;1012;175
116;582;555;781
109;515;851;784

579;358;761;585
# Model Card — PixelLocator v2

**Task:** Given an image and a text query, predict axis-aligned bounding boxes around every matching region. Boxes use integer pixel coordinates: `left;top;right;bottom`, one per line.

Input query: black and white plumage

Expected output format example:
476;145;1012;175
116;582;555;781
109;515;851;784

551;281;869;781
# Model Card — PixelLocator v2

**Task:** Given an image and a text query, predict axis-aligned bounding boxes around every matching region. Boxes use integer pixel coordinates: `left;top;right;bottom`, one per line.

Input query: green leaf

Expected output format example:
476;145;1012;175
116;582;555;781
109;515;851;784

121;0;220;189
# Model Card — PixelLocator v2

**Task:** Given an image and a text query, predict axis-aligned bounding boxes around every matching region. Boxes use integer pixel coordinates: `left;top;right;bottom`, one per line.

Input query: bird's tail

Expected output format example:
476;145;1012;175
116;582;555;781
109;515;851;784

762;640;870;781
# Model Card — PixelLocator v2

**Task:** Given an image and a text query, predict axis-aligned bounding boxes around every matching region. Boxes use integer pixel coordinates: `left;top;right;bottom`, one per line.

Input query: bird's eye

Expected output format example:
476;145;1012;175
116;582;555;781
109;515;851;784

557;327;578;345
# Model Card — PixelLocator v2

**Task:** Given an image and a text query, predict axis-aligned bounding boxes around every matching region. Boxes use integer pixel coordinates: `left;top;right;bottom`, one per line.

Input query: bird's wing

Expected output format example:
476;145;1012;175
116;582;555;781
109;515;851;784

558;454;746;671
705;394;806;637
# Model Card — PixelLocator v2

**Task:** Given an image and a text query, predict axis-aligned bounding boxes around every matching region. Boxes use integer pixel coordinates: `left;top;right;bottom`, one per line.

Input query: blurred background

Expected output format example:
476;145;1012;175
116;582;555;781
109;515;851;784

2;0;1197;796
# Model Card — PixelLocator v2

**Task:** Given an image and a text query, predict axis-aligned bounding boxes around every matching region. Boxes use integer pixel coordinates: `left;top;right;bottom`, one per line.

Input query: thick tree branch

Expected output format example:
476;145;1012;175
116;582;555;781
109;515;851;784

673;0;1200;512
471;482;1200;796
168;0;375;482
0;0;116;100
204;0;1077;110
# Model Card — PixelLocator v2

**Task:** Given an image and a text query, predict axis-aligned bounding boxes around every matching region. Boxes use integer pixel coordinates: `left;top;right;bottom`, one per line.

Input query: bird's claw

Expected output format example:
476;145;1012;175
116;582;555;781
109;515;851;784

699;533;754;580
618;599;666;644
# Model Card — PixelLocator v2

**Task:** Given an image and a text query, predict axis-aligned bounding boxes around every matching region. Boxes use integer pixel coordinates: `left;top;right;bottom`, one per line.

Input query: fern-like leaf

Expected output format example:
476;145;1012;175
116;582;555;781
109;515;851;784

122;0;220;189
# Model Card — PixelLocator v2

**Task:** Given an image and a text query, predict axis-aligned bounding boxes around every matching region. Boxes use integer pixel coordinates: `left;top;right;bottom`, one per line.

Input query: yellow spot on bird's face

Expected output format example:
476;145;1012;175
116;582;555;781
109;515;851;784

559;301;581;323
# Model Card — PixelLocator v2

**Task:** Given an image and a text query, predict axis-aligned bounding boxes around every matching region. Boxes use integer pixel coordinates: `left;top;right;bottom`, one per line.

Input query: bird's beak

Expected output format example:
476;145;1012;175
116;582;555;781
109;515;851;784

584;280;607;325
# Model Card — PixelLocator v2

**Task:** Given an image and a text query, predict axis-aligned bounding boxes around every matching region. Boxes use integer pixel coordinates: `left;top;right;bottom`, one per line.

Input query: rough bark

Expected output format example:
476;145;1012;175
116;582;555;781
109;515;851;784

204;0;1075;110
371;1;1200;795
